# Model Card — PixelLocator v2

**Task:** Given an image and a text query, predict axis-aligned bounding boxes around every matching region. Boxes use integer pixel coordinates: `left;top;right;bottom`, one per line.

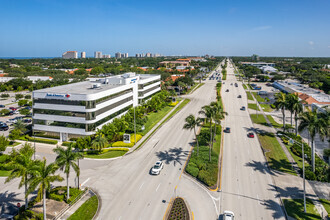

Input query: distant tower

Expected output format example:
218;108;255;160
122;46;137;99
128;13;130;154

81;52;86;58
94;51;102;58
115;52;121;58
62;51;78;59
252;54;260;61
146;53;151;57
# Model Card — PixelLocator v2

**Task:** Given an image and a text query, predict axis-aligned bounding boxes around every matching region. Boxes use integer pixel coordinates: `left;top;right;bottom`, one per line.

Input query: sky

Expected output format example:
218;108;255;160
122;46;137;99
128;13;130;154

1;0;330;57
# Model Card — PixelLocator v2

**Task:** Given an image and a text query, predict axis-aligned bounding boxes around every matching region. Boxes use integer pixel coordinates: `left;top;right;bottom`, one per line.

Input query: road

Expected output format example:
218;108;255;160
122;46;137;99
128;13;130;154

219;60;285;219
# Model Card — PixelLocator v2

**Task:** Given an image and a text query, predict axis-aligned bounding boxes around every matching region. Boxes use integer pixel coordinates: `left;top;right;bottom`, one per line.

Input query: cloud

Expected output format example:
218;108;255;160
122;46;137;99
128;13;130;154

309;41;314;46
252;26;272;31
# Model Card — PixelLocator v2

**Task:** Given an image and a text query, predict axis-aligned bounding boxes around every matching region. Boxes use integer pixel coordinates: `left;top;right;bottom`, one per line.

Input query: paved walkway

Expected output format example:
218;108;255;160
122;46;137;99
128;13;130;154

243;81;329;218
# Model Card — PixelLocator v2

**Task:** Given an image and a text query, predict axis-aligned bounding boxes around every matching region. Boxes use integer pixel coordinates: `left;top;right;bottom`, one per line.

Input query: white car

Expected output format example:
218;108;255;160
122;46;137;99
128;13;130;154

223;211;234;220
151;161;164;175
6;118;17;124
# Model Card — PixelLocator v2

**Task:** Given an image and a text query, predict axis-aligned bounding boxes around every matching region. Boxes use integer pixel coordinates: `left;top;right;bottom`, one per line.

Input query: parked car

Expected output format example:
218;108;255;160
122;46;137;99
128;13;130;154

235;83;238;87
0;105;5;108
240;106;246;111
0;124;9;131
9;107;17;111
224;127;231;133
226;89;229;92
6;118;17;124
223;211;235;220
23;118;32;123
151;161;164;175
247;132;255;138
24;107;32;110
237;95;241;98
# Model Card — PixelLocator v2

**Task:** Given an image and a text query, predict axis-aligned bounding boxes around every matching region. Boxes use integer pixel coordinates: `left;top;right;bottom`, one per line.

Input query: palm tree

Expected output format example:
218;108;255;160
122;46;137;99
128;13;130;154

53;144;83;201
298;109;328;172
13;119;27;134
28;160;63;220
199;105;214;162
183;114;202;156
210;102;227;148
287;93;305;136
5;143;35;210
274;92;287;131
92;134;108;152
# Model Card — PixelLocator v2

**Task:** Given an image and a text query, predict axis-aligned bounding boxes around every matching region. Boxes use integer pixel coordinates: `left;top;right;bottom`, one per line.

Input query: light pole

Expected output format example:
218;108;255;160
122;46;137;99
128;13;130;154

134;106;136;145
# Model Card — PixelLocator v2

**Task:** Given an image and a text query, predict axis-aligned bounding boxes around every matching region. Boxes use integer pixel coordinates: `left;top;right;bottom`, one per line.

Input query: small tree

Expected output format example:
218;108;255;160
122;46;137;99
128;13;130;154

24;94;31;99
19;109;30;116
183;115;202;156
9;129;22;141
18;99;28;107
91;134;108;152
0;135;9;153
0;109;10;116
15;94;24;100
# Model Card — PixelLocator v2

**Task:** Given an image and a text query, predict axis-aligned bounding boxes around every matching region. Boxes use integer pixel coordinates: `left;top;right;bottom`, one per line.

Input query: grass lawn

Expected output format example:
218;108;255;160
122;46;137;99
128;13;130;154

68;195;98;220
248;103;259;111
8;141;20;147
260;104;273;112
283;199;321;220
257;133;296;175
266;115;282;129
84;150;127;159
142;105;173;135
246;92;254;101
252;92;265;102
319;199;330;217
250;114;269;126
242;84;248;90
0;170;11;176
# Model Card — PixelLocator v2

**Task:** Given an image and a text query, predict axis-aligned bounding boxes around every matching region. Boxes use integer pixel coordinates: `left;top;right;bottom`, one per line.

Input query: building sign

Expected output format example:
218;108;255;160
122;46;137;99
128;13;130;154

46;93;70;98
123;134;131;143
130;78;137;84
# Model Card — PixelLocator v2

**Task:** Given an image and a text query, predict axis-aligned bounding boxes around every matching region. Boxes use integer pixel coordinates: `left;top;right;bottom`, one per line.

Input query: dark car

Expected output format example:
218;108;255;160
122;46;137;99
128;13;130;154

235;83;238;87
23;118;32;123
248;132;255;138
237;95;242;98
9;107;17;110
0;105;5;108
240;106;246;111
226;89;229;92
0;124;9;131
224;127;231;133
24;107;31;110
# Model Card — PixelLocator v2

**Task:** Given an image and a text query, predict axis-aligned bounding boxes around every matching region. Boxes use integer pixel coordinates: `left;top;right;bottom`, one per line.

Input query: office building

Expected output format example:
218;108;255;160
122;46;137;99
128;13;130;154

62;51;78;59
81;52;86;58
240;62;275;68
146;53;151;57
115;52;121;59
103;54;111;58
32;72;161;141
124;53;128;58
95;51;102;58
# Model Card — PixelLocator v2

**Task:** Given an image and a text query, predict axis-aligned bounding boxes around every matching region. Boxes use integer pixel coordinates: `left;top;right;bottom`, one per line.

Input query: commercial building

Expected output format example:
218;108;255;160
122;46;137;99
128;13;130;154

62;51;78;59
81;52;86;58
32;72;161;141
240;62;275;68
95;51;102;58
103;54;111;58
115;52;121;59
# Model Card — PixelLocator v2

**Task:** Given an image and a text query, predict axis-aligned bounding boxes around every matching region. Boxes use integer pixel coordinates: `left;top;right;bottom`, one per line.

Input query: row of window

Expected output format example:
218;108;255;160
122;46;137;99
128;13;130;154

138;79;160;89
33;105;132;132
33;96;133;120
138;85;160;97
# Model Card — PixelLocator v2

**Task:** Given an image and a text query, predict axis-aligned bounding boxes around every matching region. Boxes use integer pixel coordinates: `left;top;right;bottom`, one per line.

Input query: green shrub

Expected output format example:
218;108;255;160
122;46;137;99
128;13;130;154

70;137;78;141
198;129;210;146
112;141;134;148
186;164;199;177
34;133;60;140
304;169;316;181
197;169;217;186
62;141;71;147
270;104;276;109
103;147;129;152
49;193;64;202
25;136;58;145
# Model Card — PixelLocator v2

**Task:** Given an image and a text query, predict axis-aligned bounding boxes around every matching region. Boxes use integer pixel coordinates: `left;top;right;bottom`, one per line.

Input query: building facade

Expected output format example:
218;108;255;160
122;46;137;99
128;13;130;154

94;51;102;58
62;51;78;59
115;52;121;59
32;72;161;141
81;52;86;58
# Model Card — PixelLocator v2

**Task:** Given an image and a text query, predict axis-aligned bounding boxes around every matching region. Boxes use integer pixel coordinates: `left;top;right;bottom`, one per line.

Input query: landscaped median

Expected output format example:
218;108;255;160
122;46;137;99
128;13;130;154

283;198;321;220
67;195;98;220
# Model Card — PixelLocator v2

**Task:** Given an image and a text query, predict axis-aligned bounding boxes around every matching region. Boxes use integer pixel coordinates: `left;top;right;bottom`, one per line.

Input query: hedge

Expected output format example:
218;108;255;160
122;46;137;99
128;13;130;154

62;142;71;147
170;101;179;106
20;135;58;145
112;134;142;147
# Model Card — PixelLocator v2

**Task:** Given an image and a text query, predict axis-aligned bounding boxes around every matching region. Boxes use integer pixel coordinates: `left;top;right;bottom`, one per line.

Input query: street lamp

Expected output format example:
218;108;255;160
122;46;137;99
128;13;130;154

134;105;136;145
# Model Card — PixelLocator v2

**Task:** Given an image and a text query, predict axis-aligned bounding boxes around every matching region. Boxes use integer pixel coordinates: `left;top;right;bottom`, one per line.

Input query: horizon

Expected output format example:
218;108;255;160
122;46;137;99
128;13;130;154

1;0;330;57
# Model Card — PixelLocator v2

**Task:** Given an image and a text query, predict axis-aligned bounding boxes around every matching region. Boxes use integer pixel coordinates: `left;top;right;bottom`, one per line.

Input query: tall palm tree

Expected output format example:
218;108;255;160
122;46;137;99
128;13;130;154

274;92;287;131
28;160;63;220
210;102;227;148
287;93;305;136
298;109;328;172
53;144;83;201
92;134;108;152
183;114;202;156
199;105;214;162
5;143;35;210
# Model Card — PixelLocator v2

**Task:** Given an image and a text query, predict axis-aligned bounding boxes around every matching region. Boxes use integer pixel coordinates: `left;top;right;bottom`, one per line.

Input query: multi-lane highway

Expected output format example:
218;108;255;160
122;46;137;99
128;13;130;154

220;60;285;219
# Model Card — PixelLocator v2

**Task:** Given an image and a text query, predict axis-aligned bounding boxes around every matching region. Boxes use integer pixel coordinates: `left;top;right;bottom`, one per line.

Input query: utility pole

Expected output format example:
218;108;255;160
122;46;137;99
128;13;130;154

134;106;137;145
302;141;306;213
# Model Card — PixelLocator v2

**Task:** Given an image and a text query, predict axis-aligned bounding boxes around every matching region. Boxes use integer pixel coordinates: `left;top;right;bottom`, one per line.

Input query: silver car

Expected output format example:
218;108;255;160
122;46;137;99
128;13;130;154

151;161;164;175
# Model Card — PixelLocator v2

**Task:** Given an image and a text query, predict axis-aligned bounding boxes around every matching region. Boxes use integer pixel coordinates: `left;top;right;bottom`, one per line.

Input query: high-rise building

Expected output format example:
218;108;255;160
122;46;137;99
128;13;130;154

135;54;139;58
252;54;260;61
146;53;151;57
103;54;111;58
81;52;86;58
62;51;78;59
94;51;102;58
124;53;128;58
115;52;121;59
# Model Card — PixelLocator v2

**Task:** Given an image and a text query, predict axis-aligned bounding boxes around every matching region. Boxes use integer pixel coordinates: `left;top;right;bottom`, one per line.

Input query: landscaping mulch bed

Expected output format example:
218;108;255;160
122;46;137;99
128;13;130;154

167;197;189;220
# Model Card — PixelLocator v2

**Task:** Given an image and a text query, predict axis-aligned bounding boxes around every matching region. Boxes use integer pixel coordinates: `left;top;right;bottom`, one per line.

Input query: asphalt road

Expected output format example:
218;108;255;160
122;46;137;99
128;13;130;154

219;60;285;219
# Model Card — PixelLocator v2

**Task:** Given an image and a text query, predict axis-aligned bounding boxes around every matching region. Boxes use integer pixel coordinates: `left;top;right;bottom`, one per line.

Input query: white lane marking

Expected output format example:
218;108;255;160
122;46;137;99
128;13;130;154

139;182;144;191
81;178;90;186
156;183;161;192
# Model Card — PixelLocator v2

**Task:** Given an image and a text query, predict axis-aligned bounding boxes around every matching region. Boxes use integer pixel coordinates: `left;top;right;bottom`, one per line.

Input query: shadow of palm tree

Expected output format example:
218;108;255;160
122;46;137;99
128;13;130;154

262;199;286;219
245;160;279;176
155;147;189;166
267;184;315;199
0;191;21;215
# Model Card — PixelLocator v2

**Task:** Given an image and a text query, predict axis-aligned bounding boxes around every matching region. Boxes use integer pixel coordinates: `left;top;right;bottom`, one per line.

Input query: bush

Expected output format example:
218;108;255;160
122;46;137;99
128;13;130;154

62;142;71;147
103;147;129;152
186;163;199;177
1;93;10;98
23;135;58;145
270;104;276;109
49;193;64;202
170;101;178;106
25;95;31;99
111;141;134;148
197;169;217;186
34;133;60;140
198;129;210;146
70;137;78;141
304;169;316;181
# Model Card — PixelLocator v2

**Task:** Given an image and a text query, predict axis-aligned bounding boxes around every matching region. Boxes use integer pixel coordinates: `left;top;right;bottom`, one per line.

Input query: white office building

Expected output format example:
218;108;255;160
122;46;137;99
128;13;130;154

62;51;78;59
95;51;102;58
81;52;86;58
32;72;161;141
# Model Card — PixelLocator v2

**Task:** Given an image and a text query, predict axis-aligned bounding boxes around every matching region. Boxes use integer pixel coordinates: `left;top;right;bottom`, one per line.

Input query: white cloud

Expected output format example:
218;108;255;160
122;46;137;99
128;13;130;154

309;41;314;46
252;26;272;31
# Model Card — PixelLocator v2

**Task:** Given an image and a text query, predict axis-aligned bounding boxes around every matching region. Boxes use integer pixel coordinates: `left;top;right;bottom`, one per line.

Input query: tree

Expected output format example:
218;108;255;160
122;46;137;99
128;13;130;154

274;92;287;131
0;109;10;116
199;105;214;162
25;94;31;99
53;145;83;201
18;99;28;107
9;129;22;141
19;108;30;116
286;93;304;136
91;134;108;152
28;160;63;220
324;148;330;165
183;114;202;156
15;93;24;100
0;135;9;153
210;101;227;149
5;143;35;210
298;109;328;172
13;120;27;134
